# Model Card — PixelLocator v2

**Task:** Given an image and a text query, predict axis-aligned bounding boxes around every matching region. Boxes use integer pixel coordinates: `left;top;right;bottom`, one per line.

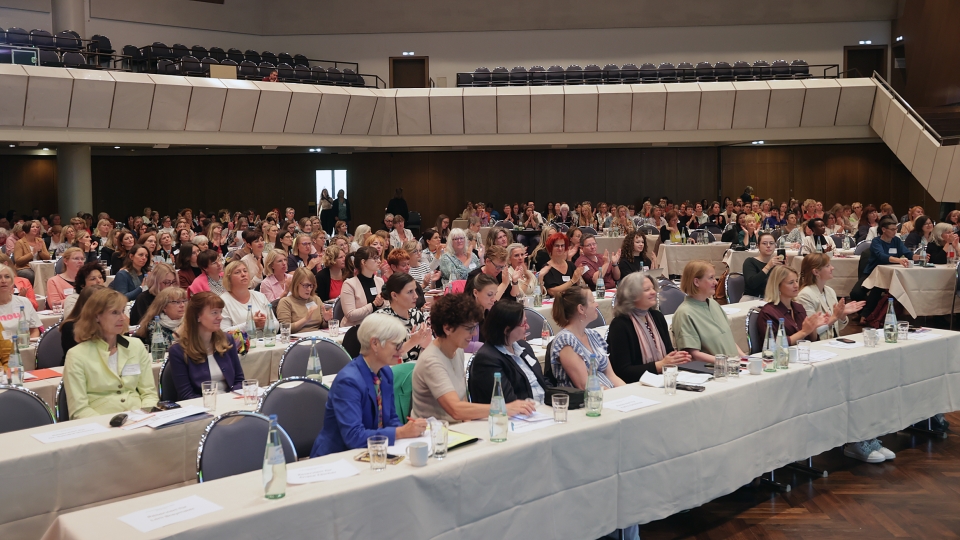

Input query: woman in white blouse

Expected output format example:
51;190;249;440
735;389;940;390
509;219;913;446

218;260;270;333
795;253;865;340
240;232;266;290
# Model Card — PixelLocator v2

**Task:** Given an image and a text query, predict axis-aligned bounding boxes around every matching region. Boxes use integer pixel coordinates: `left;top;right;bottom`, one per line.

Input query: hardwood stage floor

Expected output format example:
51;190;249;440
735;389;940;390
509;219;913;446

639;412;960;539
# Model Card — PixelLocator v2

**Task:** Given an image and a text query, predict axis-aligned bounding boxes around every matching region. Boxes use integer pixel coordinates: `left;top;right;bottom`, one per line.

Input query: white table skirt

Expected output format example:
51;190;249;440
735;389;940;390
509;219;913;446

657;243;729;277
29;261;57;296
40;331;960;540
862;264;960;318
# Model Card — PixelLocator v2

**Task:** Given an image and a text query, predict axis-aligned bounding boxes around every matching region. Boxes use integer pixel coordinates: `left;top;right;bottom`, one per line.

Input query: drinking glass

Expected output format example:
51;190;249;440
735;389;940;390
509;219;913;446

897;321;909;341
201;381;217;412
749;241;757;251
242;379;259;407
663;366;678;395
552;393;569;423
726;356;741;378
797;340;811;363
430;419;449;460
713;354;727;381
367;435;388;471
328;318;340;339
279;323;291;345
863;328;879;348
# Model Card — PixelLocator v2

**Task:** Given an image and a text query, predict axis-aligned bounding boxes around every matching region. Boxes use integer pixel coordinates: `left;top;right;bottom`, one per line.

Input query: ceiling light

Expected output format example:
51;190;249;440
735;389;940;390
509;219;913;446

896;36;903;42
114;146;120;149
42;148;49;151
402;51;415;56
858;40;872;45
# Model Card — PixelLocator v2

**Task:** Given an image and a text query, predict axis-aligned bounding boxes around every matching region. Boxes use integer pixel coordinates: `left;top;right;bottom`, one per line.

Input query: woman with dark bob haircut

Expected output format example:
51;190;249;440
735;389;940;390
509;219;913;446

467;300;548;404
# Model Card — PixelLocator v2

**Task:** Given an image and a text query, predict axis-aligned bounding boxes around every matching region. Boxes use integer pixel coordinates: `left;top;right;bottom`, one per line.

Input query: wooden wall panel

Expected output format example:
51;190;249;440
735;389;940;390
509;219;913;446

892;0;960;107
2;156;58;220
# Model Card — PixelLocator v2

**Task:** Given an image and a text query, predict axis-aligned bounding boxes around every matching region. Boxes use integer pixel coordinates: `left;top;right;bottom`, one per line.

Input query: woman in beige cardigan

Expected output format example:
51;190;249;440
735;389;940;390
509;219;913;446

13;220;50;282
339;246;387;327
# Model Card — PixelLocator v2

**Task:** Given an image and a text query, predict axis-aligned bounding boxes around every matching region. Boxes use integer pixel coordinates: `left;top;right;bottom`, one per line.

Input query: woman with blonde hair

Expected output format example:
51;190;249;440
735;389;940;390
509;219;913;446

611;205;635;234
130;262;178;323
483;226;513;253
351;224;371;253
218;260;270;333
260;248;291;303
528;225;556;272
64;288;158;419
13;220;49;281
757;265;828;344
316;245;348;301
288;233;320;272
134;286;187;347
154;231;175;265
46;247;86;309
167;291;245;400
440;228;481;285
278;268;332;333
672;260;744;361
506;243;536;296
796;254;865;341
47;225;68;257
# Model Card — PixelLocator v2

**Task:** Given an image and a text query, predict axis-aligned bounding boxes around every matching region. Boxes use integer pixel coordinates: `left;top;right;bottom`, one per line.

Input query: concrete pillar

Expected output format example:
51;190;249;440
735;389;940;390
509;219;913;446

57;145;93;219
51;0;86;37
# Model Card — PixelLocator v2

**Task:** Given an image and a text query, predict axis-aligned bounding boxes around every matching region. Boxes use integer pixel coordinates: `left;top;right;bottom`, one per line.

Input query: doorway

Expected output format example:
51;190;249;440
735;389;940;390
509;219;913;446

844;45;887;79
389;56;429;88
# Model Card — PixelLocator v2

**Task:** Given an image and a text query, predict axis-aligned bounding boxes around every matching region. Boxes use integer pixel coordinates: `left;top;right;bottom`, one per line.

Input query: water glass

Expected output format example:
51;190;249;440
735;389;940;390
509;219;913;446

263;326;276;347
279;322;291;345
726;356;740;378
367;435;388;471
201;381;217;412
552;393;569;423
749;241;757;251
328;318;340;339
663;366;678;396
863;328;879;347
242;379;259;407
430;419;449;460
713;354;727;381
797;340;811;363
897;321;909;341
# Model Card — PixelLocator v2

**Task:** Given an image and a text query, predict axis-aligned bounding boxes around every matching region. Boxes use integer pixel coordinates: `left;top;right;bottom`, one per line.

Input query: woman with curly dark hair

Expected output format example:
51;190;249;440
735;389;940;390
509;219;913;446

617;231;657;278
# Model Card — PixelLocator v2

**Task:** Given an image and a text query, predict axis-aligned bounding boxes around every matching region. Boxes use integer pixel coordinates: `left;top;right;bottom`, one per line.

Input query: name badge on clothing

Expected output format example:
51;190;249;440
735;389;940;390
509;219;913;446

888;248;897;254
562;276;571;282
468;263;477;270
121;363;142;377
305;301;317;310
369;287;379;296
524;354;537;367
64;288;75;296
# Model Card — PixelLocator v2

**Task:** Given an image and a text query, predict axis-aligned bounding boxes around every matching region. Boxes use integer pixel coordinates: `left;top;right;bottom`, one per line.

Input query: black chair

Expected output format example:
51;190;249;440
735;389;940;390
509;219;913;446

695;62;715;82
257;377;329;458
509;66;528;85
639;63;658;83
407;211;422;234
472;67;490;87
258;61;276;78
196;411;297;483
677;62;696;82
89;34;114;66
244;49;261;64
528;65;546;85
0;27;7;45
158;357;177;402
586;307;606;329
200;56;218;75
55;30;82;51
146;42;172;60
172;44;190;58
55;379;69;422
327;67;342;84
277;63;296;82
733;61;753;81
746;308;763;354
122;44;145;71
657;282;686;315
36;323;64;369
294;64;311;81
180;55;204;77
63;52;89;68
853;240;871;256
523;307;553;339
714;61;734;81
277;52;294;66
620;63;640;83
6;27;29;46
491;66;509;86
771;60;791;79
546;65;565;85
208;46;226;62
238;60;259;80
752;60;771;80
356;74;365;87
603;64;620;83
39;49;62;67
278;337;352;379
565;65;584;84
332;298;344;322
190;45;208;60
157;58;177;75
259;50;277;66
657;62;678;83
29;29;55;49
583;64;603;84
293;54;309;67
341;67;358;85
790;60;810;79
725;273;745;304
226;48;244;63
311;65;328;83
578;226;598;236
341;325;361;358
0;386;55;433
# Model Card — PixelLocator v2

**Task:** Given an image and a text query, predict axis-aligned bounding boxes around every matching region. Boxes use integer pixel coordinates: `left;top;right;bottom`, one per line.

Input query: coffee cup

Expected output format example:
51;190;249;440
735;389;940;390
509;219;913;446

405;442;429;467
748;358;763;375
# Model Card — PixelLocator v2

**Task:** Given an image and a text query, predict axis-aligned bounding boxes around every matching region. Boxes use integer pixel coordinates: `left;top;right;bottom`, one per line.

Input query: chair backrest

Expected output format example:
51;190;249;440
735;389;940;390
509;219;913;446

733;60;752;78
390;362;416;421
771;59;790;77
725;272;745;304
158;357;177;402
0;385;55;433
201;57;218;72
181;55;201;72
690;229;714;243
473;67;491;85
523;307;552;338
327;67;342;82
621;63;640;81
714;61;733;79
209;47;226;61
156;58;176;74
6;27;29;46
578;226;598;236
311;65;328;81
853;240;870;255
584;64;602;82
63;52;86;68
294;64;311;80
258;61;276;77
509;66;528;84
695;61;714;77
196;411;297;483
657;283;686;315
29;29;55;49
226;48;244;63
55;30;81;51
602;64;620;82
35;323;64;369
331;298;344;322
239;60;258;76
244;49;261;63
586;306;605;329
746;308;763;354
491;66;509;85
278;336;353;379
256;377;328;458
277;62;295;79
172;44;190;58
830;234;846;247
341;325;361;358
790;59;809;76
278;52;294;65
546;65;564;84
39;49;61;66
55;379;69;422
528;65;546;83
565;65;584;82
293;54;309;67
191;46;208;59
657;62;677;79
752;60;771;78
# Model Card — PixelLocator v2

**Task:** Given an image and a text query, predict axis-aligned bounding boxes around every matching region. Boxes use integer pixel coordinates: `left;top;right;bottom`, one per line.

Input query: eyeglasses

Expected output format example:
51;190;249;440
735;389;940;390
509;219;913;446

170;300;188;305
381;339;407;352
299;283;315;290
159;280;177;287
460;324;479;333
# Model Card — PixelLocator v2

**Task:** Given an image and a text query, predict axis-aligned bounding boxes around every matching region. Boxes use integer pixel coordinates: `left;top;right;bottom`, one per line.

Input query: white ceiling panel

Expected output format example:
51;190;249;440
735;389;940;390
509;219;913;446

731;81;770;129
282;83;322;134
369;89;398;136
0;65;27;126
219;79;260;132
895;115;922;170
697;82;735;130
67;69;116;129
597;85;631;132
23;66;73;128
799;79;840;127
108;71;155;130
184;77;227;132
147;74;192;131
429;88;464;135
340;87;379;135
869;85;893;136
881;100;907;153
463;87;496;134
252;81;292;133
530;86;564;133
630;83;665;131
496;86;530;134
563;85;598;133
834;78;876;126
664;84;700;131
910;130;939;190
765;80;805;128
395;88;431;135
313;86;350;134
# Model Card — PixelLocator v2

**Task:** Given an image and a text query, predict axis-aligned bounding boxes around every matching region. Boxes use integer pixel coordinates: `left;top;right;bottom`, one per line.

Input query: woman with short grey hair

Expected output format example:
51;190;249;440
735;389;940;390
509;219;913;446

439;228;480;285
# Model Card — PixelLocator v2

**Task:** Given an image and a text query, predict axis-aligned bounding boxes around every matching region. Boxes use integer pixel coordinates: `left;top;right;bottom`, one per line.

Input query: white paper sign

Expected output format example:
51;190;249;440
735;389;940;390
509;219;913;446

909;332;941;341
805;350;838;363
603;395;661;412
31;423;110;444
286;459;360;485
118;495;223;533
509;418;556;433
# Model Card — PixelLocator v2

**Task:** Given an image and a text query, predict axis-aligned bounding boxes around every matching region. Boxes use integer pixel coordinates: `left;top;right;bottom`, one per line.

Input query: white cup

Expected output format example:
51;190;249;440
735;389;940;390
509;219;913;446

748;358;763;375
788;346;798;364
405;441;429;467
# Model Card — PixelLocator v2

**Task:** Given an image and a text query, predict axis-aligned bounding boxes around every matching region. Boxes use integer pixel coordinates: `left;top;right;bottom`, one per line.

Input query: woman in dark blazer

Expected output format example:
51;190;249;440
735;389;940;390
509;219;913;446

607;273;691;383
167;292;245;400
468;301;548;403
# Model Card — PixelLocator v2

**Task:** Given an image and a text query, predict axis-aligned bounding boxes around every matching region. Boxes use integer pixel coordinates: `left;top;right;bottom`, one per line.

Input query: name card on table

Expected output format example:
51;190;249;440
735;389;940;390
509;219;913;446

603;395;661;413
287;459;360;485
118;495;223;533
31;423;110;444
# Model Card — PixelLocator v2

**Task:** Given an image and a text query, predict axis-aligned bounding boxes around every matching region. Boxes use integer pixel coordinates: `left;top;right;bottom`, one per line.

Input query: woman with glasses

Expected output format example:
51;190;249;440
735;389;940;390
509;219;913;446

277;268;332;333
440;228;481;286
860;216;918;316
310;313;429;457
129;262;178;323
340;246;387;327
375;272;432;362
468;300;549;404
134;286;187;347
742;232;784;300
542;232;585;297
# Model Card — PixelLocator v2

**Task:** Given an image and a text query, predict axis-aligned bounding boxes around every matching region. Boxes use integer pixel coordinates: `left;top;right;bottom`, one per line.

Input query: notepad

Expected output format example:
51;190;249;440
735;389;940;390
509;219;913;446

447;430;479;450
32;423;109;444
24;368;62;381
118;495;222;533
510;418;556;433
603;395;660;412
287;459;359;485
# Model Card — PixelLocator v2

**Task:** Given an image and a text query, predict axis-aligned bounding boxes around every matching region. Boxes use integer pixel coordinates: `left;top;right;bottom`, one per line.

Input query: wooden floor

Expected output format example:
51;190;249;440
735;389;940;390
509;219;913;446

640;413;960;539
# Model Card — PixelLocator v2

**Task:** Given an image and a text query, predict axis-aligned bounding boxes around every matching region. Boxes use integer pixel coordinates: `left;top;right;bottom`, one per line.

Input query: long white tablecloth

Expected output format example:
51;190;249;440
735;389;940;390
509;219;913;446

862;264;960;318
657;243;729;277
40;330;960;540
29;261;57;296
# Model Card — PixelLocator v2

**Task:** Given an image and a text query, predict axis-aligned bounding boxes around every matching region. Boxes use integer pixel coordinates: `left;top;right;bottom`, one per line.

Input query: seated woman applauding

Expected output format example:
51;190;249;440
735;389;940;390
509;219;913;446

310;313;428;457
413;293;536;423
672;260;745;361
187;250;224;298
63;288;158;419
277;268;332;333
607;273;691;382
109;244;151;301
134;286;187;348
757;266;829;344
617;231;657;278
375;273;432;362
541;232;586;297
259;249;290;304
549;286;626;390
796;254;865;341
168;292;245;400
129;262;177;324
46;247;86;310
742;232;784;300
218;261;270;333
0;264;42;346
468;301;549;404
341;246;386;327
659;211;691;245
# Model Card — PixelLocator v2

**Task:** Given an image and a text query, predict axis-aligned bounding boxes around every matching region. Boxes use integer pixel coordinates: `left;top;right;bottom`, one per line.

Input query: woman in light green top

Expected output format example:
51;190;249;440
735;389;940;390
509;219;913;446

671;260;744;362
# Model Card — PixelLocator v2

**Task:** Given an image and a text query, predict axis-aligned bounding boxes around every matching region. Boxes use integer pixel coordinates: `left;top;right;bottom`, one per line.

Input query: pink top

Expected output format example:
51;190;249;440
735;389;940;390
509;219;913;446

187;273;211;297
45;274;76;308
260;274;288;304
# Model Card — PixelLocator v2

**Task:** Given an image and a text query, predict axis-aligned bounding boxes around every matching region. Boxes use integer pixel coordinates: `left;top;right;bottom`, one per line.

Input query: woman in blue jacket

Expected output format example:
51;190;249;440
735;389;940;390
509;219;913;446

109;245;151;300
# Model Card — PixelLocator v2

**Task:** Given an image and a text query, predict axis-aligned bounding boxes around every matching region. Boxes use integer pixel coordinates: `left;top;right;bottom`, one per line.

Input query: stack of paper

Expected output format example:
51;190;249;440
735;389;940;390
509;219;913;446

639;371;711;388
603;395;660;412
509;410;556;433
287;459;359;485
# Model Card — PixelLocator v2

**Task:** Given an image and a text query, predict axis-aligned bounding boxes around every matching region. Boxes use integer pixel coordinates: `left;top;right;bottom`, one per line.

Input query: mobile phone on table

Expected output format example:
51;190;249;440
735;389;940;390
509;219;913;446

836;338;856;344
676;383;706;392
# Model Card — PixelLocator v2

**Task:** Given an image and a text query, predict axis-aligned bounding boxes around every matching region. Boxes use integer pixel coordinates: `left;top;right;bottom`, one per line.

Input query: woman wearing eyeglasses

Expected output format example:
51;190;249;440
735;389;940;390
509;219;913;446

310;313;429;457
134;286;187;347
277;268;332;333
340;246;386;327
439;228;481;286
129;262;178;324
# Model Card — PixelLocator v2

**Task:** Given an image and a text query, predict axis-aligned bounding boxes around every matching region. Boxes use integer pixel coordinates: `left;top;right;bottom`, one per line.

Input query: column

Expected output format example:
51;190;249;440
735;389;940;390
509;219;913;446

51;0;86;37
57;145;93;219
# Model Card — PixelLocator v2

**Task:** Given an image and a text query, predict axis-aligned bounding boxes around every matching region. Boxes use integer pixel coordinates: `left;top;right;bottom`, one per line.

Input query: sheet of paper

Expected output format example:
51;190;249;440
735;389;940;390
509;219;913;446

510;410;553;423
721;306;740;315
639;371;664;388
123;405;208;430
526;338;544;347
287;459;360;485
822;340;863;350
22;372;36;380
232;387;266;397
603;395;660;412
389;434;431;456
909;332;941;341
510;418;556;433
31;422;110;444
678;372;712;385
805;350;838;363
118;495;223;533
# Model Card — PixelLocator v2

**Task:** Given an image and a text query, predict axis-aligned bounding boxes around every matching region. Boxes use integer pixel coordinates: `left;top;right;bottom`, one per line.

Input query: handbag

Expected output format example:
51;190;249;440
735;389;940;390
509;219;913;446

544;387;585;409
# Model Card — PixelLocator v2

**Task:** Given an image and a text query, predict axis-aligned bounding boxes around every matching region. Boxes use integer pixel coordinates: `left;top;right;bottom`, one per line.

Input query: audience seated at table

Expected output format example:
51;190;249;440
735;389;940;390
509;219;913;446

757;266;828;344
187;249;224;297
167;292;245;400
260;249;290;304
129;262;176;324
310;313;428;457
659;211;691;244
61;261;104;317
44;247;85;310
340;246;386;327
856;204;880;243
484;226;513;254
542;232;586;297
434;215;451;243
219;261;270;333
672;260;744;361
315;245;348;302
528;226;557;272
420;228;444;267
109;245;151;301
903;215;934;250
154;231;175;265
387;247;428;310
467;245;521;302
13;220;50;282
607;273;691;382
288;233;320;273
405;240;438;293
389;214;414;249
742;232;784;300
861;216;918;317
737;214;760;249
549;286;626;390
133;286;187;348
617;232;657;278
565;227;583;262
801;218;836;253
576;234;621;290
63;288;158;419
506;243;536;296
108;230;136;276
795;254;864;341
375;272;431;362
468;300;548;404
0;263;41;352
552;203;575;228
440;228;481;285
926;223;960;264
277;268;331;333
59;284;105;360
612;205;636;234
239;232;266;290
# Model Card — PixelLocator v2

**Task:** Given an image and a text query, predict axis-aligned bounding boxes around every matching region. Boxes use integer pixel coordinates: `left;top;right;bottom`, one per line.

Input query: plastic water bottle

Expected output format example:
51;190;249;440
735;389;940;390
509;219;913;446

262;414;287;499
150;316;166;363
595;274;605;299
489;372;508;443
246;305;257;349
777;234;786;250
884;298;898;343
585;355;603;416
305;337;322;381
532;275;543;307
762;320;776;372
17;306;29;348
776;318;789;370
8;341;23;386
842;234;851;251
918;241;927;267
263;304;277;347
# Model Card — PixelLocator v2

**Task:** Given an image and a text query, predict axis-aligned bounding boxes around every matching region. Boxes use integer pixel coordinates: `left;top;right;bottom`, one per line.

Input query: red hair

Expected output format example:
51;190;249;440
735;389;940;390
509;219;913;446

545;232;568;253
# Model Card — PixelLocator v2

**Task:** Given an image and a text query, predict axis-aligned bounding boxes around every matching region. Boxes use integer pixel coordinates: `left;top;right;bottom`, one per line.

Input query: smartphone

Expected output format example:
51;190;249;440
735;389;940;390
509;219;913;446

777;248;786;259
676;383;706;392
836;338;856;344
